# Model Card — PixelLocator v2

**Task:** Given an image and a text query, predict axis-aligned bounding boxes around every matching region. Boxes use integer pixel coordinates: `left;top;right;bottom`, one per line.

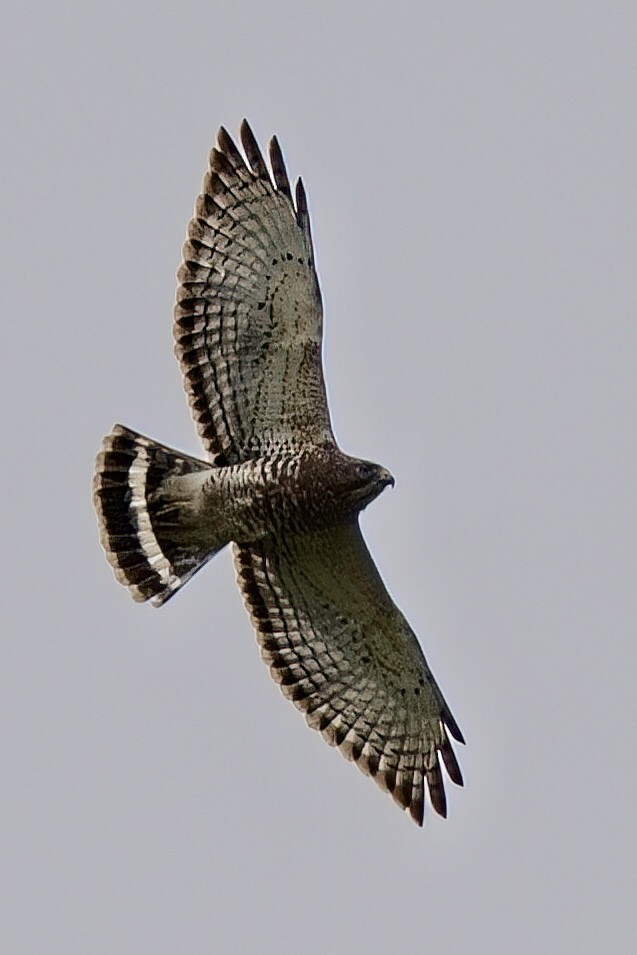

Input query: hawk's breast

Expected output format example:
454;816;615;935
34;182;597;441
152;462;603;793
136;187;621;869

208;447;385;544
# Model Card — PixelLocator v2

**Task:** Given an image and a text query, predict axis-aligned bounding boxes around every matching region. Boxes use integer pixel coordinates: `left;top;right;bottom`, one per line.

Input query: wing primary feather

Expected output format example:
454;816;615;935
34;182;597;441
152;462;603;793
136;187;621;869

393;783;411;811
409;789;425;827
216;126;246;168
268;136;292;199
443;708;465;745
382;766;397;796
209;146;236;179
426;759;447;818
240;119;269;179
295;177;313;247
440;733;464;786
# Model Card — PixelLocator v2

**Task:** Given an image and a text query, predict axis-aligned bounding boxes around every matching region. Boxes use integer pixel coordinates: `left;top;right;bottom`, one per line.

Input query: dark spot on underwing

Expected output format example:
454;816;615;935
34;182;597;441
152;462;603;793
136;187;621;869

286;252;293;261
257;302;266;310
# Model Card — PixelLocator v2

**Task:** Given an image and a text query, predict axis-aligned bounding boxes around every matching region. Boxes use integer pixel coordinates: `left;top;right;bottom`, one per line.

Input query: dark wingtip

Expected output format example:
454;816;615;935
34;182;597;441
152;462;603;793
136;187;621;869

216;125;232;148
427;763;448;818
295;176;307;215
216;125;244;167
433;800;448;820
409;792;425;827
440;734;464;787
239;119;269;178
294;176;314;251
445;709;465;745
268;135;292;199
209;146;234;177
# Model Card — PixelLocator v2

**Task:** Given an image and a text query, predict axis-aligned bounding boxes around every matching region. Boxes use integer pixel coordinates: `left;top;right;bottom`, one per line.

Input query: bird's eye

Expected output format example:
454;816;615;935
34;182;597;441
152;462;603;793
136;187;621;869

356;462;375;480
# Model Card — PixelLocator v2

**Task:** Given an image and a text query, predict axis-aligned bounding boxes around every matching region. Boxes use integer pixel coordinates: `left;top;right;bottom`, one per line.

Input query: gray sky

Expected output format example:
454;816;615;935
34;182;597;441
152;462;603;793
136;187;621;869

2;2;635;952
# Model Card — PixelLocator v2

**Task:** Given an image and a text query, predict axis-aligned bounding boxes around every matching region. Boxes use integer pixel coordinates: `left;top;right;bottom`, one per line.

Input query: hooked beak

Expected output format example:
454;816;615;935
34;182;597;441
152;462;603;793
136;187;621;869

379;467;395;489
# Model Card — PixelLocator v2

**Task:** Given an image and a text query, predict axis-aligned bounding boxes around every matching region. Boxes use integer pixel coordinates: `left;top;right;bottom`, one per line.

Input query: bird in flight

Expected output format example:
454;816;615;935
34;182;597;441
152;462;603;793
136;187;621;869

93;121;464;825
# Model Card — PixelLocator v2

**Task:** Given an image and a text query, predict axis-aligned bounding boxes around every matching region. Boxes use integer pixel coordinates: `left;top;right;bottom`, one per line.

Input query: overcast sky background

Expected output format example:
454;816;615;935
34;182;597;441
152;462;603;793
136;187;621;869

1;2;635;952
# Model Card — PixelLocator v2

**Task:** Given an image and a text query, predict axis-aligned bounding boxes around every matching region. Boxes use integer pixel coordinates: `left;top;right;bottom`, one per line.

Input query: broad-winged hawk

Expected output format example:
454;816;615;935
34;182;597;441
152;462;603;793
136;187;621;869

93;121;464;826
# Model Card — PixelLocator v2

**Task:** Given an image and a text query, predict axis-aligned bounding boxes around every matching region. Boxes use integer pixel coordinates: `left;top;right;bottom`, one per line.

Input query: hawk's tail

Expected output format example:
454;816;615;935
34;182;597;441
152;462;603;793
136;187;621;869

93;425;226;606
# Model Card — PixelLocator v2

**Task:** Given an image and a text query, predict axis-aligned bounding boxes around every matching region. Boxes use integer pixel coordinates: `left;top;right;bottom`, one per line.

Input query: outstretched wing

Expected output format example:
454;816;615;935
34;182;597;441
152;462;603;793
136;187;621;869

234;519;464;826
174;121;334;464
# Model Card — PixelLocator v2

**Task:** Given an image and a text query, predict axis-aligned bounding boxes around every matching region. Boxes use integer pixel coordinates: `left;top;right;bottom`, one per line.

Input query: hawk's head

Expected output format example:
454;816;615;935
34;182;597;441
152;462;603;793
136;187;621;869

339;457;394;512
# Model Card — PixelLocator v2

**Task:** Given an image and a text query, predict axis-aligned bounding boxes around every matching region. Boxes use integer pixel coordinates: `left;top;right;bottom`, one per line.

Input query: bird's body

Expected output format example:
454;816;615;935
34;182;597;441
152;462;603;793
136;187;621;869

94;121;464;825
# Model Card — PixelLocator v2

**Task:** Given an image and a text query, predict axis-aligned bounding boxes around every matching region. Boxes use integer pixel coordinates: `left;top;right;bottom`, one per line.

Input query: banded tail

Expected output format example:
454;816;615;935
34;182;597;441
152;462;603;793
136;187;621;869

93;425;228;606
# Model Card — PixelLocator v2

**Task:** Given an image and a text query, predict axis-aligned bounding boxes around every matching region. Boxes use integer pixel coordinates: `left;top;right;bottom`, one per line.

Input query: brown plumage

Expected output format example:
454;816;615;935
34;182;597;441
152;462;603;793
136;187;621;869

93;121;464;826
